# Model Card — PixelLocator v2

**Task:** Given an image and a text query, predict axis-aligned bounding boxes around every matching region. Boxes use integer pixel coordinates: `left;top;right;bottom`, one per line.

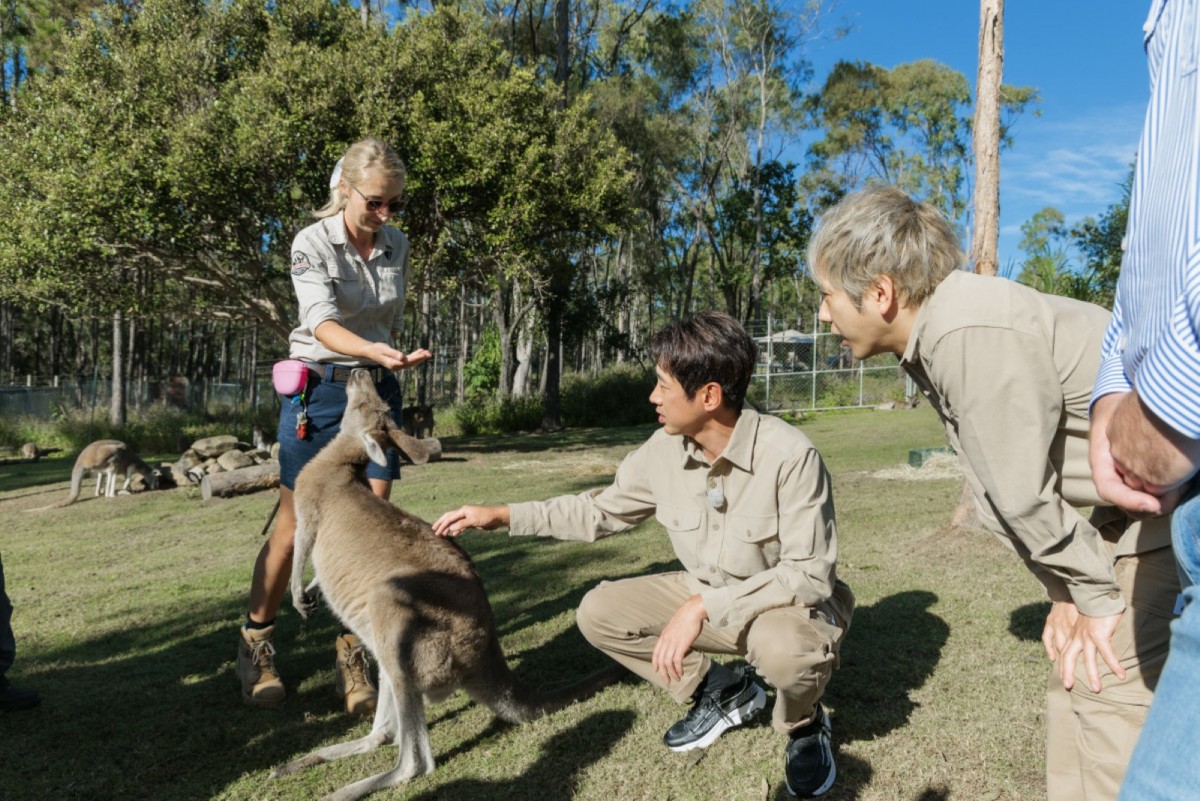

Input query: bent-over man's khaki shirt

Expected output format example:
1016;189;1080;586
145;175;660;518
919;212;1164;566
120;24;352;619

901;271;1170;618
507;408;838;630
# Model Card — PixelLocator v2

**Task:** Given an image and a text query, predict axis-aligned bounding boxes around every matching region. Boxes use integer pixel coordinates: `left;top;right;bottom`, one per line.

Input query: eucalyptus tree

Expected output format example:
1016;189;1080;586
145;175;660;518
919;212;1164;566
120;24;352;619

806;58;1037;230
1014;206;1074;296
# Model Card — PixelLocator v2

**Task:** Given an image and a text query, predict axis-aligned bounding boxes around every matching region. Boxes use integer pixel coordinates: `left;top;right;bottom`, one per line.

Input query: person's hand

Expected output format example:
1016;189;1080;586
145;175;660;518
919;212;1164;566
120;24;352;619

361;341;410;371
1090;393;1172;515
396;348;432;370
431;505;509;537
1106;390;1200;501
1042;600;1079;664
652;595;707;685
1058;610;1125;693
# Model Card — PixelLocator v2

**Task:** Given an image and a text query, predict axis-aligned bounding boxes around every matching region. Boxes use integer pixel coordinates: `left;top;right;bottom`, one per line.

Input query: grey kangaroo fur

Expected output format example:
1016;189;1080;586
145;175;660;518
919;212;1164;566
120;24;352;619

272;369;623;801
46;440;159;508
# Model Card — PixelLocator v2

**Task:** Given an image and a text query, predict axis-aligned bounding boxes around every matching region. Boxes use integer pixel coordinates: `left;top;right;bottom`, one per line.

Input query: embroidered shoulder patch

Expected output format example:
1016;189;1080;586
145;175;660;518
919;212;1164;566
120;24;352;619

291;252;311;276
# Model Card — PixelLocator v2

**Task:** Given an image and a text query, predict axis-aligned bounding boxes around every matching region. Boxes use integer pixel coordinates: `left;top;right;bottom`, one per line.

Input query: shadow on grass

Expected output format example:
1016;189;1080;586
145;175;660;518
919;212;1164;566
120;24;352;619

0;456;74;493
826;590;949;746
408;710;636;801
1009;601;1052;642
0;598;369;801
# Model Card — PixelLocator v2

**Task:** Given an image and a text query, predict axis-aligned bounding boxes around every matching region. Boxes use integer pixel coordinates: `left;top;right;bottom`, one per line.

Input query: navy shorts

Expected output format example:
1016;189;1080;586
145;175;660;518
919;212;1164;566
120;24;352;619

277;370;404;490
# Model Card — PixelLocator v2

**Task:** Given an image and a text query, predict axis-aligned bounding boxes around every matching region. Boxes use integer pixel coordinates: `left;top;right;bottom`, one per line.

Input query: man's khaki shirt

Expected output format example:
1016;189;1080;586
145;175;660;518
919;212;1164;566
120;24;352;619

507;409;838;630
901;271;1170;617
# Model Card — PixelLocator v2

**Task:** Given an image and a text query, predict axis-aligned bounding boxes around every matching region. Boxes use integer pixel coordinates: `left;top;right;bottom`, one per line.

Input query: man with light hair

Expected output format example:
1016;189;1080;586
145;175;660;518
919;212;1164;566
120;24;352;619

807;185;1177;801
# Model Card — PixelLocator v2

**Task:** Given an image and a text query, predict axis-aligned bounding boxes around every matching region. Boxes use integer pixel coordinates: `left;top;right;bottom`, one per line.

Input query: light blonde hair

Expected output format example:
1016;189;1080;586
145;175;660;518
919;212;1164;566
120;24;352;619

807;185;964;308
313;137;406;219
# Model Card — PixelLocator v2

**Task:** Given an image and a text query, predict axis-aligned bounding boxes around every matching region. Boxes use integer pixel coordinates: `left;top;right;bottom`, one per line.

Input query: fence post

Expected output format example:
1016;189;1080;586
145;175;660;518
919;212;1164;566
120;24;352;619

811;314;818;410
765;315;772;412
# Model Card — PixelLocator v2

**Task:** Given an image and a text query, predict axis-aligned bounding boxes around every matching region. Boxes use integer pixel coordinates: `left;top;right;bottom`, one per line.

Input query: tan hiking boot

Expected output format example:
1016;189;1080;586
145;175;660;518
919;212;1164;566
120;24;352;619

237;624;286;708
335;633;377;716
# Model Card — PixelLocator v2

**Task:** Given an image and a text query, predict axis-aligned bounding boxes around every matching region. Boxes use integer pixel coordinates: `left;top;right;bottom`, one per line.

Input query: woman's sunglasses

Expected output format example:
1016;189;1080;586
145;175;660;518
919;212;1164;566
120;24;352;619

352;184;403;215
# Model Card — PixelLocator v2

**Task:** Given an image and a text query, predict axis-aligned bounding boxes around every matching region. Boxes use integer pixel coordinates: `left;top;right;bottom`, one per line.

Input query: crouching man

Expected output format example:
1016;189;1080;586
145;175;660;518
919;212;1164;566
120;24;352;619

808;186;1178;801
433;311;854;798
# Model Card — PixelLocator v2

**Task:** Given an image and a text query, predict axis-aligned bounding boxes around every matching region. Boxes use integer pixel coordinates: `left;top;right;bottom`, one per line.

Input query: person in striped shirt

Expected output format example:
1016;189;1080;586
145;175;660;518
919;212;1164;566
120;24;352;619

1089;2;1200;798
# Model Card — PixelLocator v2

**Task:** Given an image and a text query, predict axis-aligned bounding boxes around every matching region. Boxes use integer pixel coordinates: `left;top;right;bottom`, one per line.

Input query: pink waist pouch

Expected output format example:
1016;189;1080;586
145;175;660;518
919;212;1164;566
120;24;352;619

272;360;311;396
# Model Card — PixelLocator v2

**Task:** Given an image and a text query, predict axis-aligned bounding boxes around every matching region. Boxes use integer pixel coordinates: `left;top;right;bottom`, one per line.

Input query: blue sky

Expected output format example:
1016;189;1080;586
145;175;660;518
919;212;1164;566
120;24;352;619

803;0;1151;272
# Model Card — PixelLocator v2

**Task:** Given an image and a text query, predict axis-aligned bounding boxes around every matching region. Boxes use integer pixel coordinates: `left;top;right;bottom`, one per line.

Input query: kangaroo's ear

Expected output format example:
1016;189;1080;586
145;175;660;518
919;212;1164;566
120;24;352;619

361;429;390;467
388;427;429;465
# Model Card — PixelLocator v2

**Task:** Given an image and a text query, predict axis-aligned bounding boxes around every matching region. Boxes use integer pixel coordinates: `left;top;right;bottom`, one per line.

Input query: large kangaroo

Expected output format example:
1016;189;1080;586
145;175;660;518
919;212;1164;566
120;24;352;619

60;440;159;506
272;369;622;801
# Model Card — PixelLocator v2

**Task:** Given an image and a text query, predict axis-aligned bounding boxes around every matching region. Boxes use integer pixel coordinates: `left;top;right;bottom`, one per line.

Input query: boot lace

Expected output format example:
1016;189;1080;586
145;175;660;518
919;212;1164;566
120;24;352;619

249;638;279;677
344;642;373;690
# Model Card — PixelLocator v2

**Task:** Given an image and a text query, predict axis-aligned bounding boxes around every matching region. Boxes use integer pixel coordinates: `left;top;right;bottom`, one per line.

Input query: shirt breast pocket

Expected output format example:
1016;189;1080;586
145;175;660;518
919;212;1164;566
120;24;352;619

722;512;780;578
655;504;703;570
330;260;366;309
377;265;407;311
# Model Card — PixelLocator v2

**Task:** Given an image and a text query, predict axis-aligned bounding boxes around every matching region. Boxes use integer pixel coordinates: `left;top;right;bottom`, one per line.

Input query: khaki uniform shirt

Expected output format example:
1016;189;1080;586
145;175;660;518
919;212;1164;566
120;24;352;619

901;271;1170;617
508;409;838;630
287;215;411;365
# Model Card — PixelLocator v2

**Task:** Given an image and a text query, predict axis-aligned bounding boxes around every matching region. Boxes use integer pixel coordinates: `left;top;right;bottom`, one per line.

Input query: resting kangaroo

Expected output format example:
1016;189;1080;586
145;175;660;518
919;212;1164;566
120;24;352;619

272;369;622;801
59;440;159;506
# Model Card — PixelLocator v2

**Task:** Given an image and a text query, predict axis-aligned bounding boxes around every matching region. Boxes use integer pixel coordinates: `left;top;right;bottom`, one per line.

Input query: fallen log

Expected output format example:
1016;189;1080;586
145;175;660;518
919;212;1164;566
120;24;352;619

417;437;443;463
201;461;280;501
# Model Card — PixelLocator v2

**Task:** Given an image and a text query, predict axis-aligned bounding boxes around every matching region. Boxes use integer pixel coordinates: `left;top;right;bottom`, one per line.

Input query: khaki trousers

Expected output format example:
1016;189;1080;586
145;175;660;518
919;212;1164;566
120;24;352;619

576;571;854;733
1045;546;1178;801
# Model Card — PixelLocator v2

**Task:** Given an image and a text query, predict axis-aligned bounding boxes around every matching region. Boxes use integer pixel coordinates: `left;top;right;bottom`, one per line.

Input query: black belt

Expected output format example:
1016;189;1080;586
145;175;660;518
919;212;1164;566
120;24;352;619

305;363;390;383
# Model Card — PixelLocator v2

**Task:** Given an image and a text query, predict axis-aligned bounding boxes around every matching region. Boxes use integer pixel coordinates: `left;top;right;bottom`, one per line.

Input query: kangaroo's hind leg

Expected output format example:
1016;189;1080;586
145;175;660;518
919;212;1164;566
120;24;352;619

269;675;400;781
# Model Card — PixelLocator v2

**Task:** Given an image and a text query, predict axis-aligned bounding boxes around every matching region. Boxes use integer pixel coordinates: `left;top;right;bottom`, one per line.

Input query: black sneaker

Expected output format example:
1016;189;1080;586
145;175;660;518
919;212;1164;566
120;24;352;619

0;678;41;712
663;673;767;752
785;704;835;797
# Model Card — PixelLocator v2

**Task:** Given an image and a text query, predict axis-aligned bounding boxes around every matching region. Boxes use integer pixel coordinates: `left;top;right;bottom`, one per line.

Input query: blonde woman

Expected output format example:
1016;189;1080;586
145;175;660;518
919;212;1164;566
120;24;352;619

236;138;431;712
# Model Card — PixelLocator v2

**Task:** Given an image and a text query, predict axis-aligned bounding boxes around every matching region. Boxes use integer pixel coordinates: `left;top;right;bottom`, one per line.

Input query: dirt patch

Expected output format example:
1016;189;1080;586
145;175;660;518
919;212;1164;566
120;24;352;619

871;452;962;481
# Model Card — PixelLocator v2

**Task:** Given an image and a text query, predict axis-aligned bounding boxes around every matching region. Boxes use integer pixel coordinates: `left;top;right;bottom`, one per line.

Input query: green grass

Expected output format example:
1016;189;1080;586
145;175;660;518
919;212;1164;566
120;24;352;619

0;405;1050;800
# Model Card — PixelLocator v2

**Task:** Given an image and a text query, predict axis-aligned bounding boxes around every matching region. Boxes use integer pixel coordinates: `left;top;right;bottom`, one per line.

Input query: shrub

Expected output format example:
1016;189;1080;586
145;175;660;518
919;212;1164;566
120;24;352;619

561;363;655;427
443;363;655;436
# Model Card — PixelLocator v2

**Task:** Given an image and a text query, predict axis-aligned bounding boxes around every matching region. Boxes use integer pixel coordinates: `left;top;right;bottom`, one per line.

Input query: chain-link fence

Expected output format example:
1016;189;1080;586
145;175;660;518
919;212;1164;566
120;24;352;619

746;323;911;414
1;321;912;422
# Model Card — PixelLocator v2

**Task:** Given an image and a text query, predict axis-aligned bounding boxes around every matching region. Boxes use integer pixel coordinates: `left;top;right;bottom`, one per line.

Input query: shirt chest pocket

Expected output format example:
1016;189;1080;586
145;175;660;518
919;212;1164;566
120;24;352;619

330;260;368;309
655;505;702;537
721;512;780;578
377;265;407;312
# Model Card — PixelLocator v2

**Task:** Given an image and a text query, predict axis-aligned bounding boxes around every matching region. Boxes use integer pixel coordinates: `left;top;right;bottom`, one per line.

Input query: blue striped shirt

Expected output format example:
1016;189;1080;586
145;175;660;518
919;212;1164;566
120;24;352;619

1093;0;1200;438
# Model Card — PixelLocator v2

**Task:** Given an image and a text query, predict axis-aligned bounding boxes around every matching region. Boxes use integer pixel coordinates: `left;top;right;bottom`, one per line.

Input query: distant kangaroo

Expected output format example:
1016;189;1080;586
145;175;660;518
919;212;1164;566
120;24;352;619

61;440;159;505
271;369;622;801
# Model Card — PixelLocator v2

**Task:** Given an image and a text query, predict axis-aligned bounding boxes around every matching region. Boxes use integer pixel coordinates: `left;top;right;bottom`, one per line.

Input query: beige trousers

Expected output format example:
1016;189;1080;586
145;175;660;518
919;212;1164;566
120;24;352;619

1044;546;1179;801
576;571;854;733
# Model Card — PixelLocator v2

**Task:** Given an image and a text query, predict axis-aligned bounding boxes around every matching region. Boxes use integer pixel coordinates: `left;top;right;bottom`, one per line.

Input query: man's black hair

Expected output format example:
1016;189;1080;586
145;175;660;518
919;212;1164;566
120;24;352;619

649;311;757;412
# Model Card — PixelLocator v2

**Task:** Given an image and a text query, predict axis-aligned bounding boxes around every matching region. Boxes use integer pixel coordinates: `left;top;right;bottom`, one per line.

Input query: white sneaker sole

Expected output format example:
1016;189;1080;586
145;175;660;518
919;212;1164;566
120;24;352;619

667;683;767;752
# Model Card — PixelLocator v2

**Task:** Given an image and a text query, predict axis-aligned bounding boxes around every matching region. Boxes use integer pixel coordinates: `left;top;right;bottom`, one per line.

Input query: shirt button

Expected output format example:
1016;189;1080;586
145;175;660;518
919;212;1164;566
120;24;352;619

1108;590;1122;601
708;478;716;488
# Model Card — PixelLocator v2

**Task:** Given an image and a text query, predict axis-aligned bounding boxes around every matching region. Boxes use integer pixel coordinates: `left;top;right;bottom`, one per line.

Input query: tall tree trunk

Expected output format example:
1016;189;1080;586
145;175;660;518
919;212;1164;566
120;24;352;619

494;284;515;397
0;300;11;381
110;309;126;427
418;290;433;406
248;324;259;413
972;0;1003;276
456;285;468;404
540;272;569;432
952;0;1005;529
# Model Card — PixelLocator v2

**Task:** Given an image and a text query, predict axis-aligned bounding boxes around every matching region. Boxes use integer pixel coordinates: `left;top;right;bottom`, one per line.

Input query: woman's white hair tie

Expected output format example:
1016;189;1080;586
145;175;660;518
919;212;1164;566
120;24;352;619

329;157;344;189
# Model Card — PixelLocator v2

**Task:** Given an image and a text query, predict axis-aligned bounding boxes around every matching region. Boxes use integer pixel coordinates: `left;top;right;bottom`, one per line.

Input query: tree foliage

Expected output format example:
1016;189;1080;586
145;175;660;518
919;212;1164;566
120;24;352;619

0;0;1051;429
